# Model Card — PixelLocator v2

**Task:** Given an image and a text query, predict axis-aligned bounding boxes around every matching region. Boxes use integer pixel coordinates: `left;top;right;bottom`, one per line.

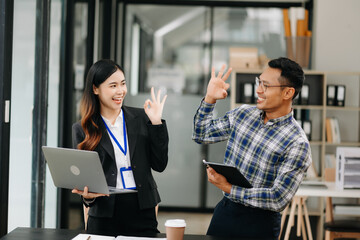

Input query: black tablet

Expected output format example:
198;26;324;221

203;160;253;188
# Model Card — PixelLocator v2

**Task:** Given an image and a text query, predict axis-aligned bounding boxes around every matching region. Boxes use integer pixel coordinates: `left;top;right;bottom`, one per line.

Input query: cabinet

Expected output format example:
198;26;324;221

336;147;360;189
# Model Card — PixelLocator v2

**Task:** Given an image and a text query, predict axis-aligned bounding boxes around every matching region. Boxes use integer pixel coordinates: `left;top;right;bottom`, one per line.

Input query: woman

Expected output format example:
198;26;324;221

72;59;168;237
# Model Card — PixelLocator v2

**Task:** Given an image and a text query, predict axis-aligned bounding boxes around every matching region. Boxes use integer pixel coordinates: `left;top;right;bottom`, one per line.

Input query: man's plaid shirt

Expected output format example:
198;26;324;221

192;100;312;212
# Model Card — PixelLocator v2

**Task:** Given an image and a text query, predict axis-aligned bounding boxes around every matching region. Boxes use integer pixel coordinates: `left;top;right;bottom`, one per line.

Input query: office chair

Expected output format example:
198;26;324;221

324;197;360;240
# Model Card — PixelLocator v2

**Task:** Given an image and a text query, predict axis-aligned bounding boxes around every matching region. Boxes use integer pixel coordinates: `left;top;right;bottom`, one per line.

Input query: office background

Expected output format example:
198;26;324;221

0;0;359;237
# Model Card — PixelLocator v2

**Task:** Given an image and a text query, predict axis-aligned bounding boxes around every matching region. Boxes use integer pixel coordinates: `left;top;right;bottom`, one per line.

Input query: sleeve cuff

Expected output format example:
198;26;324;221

227;185;246;202
147;119;166;126
201;98;216;107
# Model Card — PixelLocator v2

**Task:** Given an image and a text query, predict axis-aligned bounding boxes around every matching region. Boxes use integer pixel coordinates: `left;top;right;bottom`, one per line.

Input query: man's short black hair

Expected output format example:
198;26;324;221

268;57;304;99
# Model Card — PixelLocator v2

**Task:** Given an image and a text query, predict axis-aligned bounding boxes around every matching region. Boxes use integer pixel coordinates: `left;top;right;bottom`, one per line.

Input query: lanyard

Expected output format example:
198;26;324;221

102;111;127;156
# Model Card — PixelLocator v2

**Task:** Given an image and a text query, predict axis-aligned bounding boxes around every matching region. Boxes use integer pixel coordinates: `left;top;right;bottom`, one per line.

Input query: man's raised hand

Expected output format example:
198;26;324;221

204;64;232;104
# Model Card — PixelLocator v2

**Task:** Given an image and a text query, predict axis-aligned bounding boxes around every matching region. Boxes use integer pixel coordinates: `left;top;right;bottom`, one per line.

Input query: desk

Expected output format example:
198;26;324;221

0;227;273;240
283;182;360;240
296;182;360;198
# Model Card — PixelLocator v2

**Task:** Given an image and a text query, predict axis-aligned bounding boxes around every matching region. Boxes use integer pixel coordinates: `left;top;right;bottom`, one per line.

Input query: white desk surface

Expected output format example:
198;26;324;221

296;182;360;198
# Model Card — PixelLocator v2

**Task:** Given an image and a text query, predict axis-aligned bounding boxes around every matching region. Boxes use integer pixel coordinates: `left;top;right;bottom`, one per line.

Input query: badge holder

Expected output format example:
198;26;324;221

120;166;136;190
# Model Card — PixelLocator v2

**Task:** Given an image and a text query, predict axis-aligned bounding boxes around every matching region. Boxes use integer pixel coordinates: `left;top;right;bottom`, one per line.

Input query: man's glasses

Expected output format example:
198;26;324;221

255;77;292;92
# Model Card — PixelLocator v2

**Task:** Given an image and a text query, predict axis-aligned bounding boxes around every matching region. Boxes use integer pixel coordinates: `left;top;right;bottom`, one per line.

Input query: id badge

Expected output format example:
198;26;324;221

120;166;136;189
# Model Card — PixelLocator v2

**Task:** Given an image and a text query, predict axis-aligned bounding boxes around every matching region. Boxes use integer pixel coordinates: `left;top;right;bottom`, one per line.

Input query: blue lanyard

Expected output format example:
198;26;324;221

101;111;127;156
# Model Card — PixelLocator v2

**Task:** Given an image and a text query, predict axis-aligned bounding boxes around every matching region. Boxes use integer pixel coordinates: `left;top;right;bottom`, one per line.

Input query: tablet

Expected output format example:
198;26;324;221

203;160;252;188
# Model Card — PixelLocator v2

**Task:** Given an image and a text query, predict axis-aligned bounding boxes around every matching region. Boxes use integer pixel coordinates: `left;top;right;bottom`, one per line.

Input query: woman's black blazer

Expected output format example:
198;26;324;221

72;105;169;218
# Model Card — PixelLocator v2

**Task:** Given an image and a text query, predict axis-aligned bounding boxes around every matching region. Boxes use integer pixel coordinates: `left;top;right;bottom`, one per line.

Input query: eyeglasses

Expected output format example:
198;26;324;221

255;77;292;92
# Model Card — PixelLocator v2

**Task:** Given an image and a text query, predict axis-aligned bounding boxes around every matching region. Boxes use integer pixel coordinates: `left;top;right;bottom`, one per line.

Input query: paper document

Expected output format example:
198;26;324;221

72;234;166;240
116;236;166;240
72;234;115;240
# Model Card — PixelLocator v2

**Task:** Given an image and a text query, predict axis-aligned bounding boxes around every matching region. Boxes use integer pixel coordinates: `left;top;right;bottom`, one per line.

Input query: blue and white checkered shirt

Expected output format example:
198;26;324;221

192;100;312;212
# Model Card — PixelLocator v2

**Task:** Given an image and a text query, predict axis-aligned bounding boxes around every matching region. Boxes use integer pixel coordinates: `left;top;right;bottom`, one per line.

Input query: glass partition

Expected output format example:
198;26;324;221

206;7;285;207
121;4;287;209
67;2;90;229
73;2;89;122
45;0;62;228
8;0;61;232
212;7;285;63
7;0;292;233
124;4;212;207
8;0;36;230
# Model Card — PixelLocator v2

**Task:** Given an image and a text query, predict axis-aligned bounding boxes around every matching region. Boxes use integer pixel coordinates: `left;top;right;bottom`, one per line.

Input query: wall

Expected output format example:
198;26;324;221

312;0;360;147
313;0;360;71
312;0;360;211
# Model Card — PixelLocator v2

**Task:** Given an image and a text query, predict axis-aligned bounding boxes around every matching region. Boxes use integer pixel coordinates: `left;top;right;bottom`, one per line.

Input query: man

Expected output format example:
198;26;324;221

192;57;312;239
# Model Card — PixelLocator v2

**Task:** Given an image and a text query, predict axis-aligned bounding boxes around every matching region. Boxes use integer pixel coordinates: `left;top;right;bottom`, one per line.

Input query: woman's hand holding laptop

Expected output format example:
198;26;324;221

72;186;109;199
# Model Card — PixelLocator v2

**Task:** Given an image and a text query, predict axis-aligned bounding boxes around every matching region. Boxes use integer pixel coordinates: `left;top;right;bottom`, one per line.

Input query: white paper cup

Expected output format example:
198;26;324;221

165;219;186;240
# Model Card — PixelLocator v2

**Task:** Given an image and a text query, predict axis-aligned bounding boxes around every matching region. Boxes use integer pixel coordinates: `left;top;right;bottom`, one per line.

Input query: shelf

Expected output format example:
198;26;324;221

233;104;359;111
334;205;360;216
343;185;360;189
233;104;325;111
310;141;322;146
344;173;360;176
326;106;360;111
345;160;360;164
293;105;324;110
324;71;360;76
325;142;360;147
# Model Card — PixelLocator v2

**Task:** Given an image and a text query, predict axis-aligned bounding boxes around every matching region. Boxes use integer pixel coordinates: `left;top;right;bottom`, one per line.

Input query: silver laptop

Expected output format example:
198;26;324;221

42;146;137;195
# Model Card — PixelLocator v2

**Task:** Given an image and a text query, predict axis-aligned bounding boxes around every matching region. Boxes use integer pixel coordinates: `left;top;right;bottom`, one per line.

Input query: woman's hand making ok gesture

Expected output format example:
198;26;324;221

144;87;167;125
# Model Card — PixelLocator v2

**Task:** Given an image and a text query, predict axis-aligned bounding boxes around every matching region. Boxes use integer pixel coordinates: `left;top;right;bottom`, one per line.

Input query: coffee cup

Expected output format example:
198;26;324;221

165;219;186;240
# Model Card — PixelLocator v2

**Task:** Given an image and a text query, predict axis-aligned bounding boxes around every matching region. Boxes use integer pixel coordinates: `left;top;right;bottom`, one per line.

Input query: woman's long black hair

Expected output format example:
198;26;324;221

78;59;124;150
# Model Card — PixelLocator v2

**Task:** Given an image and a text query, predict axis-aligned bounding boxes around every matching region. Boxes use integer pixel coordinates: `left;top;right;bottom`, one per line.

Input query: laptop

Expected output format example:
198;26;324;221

42;146;137;195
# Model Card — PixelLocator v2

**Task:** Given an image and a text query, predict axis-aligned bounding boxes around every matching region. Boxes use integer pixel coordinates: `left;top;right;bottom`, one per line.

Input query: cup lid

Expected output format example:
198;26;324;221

165;219;186;227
